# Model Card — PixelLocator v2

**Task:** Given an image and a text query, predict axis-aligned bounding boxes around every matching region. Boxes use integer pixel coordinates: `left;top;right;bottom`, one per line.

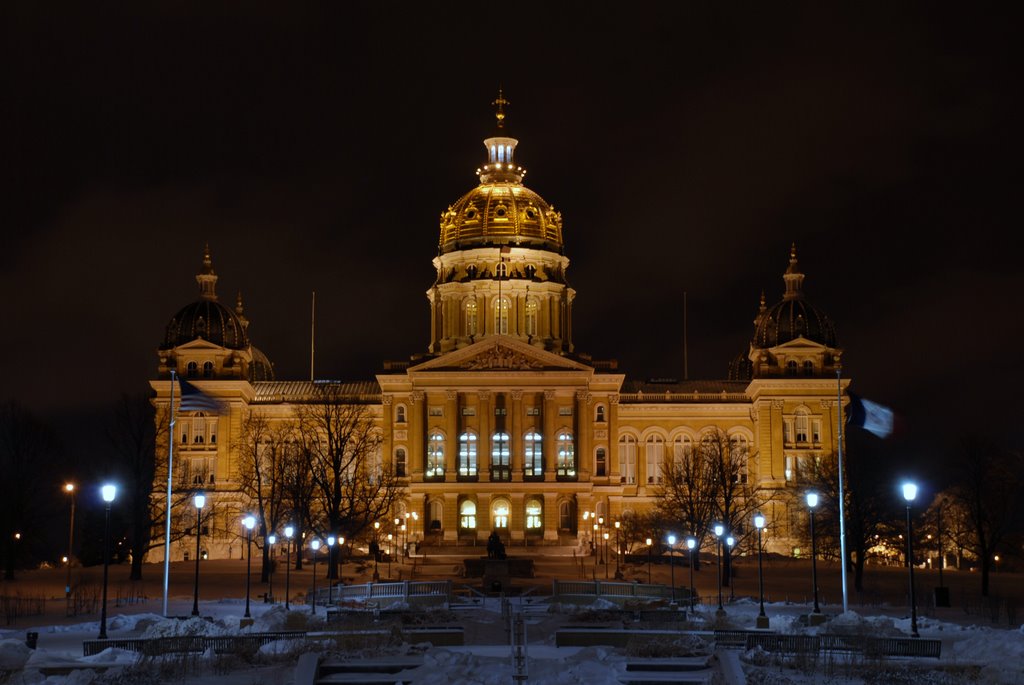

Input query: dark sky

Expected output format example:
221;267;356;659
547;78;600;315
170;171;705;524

4;4;1020;472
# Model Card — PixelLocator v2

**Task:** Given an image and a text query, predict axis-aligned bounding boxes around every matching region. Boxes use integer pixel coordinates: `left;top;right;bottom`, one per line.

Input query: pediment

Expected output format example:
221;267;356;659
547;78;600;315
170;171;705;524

408;337;592;373
770;337;829;352
173;338;232;352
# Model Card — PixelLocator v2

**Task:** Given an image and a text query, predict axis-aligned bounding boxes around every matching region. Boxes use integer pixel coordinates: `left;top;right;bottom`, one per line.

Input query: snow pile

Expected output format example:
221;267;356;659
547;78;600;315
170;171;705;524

826;609;901;636
78;647;141;665
140;615;232;639
0;639;32;670
950;625;1024;684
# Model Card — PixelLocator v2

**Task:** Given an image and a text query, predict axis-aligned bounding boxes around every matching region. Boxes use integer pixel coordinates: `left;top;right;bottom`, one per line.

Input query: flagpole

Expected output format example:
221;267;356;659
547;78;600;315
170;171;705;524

310;290;316;381
836;364;849;613
163;369;176;617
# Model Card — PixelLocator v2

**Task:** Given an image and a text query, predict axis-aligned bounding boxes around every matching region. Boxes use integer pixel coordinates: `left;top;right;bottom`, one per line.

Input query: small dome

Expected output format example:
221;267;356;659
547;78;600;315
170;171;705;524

162;299;249;350
248;345;275;381
752;245;838;349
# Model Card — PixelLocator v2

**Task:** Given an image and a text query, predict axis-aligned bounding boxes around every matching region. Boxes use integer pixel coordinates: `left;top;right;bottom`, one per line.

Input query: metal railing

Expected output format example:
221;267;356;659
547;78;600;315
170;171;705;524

552;579;674;602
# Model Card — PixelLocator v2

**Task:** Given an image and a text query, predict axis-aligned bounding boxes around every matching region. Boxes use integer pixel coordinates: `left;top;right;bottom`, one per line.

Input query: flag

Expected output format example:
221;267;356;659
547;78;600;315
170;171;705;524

178;378;227;413
847;392;895;439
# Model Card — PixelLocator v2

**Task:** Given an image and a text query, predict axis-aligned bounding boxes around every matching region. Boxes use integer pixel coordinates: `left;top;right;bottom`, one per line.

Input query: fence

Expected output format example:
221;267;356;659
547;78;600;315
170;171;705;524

82;631;307;657
314;580;452;607
552;579;680;603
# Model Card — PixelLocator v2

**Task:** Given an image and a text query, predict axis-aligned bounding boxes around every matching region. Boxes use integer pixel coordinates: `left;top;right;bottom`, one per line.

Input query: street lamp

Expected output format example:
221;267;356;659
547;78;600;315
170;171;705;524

267;534;277;603
806;492;821;615
191;492;206;617
714;523;725;614
372;521;381;582
726;536;736;601
602;532;610;579
667;534;677;606
754;512;767;628
645;537;653;584
242;515;256;618
98;484;116;639
326;536;336;609
284;525;295;609
310;538;321;615
63;483;76;615
902;482;920;638
686;537;697;611
386;533;393;579
598;517;605;564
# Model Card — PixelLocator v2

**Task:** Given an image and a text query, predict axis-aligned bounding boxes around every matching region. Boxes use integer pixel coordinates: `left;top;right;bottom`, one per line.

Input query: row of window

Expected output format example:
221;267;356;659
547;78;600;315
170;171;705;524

423;431;576;480
397;404;608;422
179;416;217;446
446;497;551;531
783;413;823;444
462;296;539;337
184;361;215;379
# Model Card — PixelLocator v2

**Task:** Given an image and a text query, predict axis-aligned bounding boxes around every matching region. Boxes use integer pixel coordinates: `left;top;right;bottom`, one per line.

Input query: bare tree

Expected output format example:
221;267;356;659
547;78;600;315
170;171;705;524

0;402;59;579
944;435;1024;596
234;411;291;582
295;385;402;579
657;439;719;569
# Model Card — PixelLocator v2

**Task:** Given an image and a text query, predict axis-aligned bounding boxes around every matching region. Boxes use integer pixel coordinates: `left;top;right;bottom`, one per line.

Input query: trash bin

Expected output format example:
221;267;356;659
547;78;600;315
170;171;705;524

934;586;951;608
25;632;38;649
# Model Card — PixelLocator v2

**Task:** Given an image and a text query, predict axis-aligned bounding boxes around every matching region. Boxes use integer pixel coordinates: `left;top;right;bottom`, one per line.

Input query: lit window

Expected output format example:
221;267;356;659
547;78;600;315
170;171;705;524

491;432;510;481
492;500;510;528
596;405;606;423
525;499;543;529
465;299;478;337
595;448;606;477
730;435;749;483
645;435;664;484
784;420;794;444
812;420;821;443
395;448;407;477
458;432;478;478
556;432;576;478
525;299;538;336
785;455;794;482
524;431;543;477
672;435;692;466
460;500;477;530
619;435;637;484
795;411;809;442
494;296;510;334
426;433;445;478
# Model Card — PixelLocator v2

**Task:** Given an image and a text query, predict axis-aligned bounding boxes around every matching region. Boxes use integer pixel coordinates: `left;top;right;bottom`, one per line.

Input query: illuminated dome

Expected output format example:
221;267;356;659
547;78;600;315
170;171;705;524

753;246;838;349
160;246;249;351
438;92;563;255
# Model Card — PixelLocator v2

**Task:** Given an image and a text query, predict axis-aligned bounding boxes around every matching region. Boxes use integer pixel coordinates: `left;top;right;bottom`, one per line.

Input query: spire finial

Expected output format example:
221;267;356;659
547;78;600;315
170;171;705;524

492;88;510;129
783;243;805;300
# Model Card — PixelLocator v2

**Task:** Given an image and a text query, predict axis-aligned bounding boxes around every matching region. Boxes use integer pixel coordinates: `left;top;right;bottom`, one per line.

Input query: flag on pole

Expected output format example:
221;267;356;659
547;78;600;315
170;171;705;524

847;392;896;439
178;378;227;413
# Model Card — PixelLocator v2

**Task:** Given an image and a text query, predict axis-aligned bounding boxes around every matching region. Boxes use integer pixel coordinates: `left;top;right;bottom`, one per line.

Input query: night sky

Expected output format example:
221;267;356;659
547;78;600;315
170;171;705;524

4;4;1020;475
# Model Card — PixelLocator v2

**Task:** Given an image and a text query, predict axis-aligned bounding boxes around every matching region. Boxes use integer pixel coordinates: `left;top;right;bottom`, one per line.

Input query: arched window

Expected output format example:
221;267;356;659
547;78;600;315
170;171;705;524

729;435;749;483
458;432;478;478
459;500;477;530
202;361;214;378
525;298;539;337
492;499;510;529
395;448;407;477
525;498;543;530
556;432;576;479
803;360;814;376
495;261;508;278
524;431;543;478
596;405;606;423
646;435;665;484
186;361;198;378
672;435;692;467
208;422;217;444
595;447;606;477
618;435;637;484
426;433;445;479
491;432;510;481
795;409;809;443
396;405;406;423
429;500;443;530
786;360;798;376
494;296;510;334
193;416;205;443
465;299;478;337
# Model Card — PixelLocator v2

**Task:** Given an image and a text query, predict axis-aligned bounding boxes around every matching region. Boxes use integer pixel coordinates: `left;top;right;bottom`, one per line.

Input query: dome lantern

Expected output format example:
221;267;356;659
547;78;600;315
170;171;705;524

196;243;218;301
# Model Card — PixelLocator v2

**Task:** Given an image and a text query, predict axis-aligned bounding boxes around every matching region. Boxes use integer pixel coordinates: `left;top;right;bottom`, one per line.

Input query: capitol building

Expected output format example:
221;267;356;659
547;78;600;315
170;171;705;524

150;99;848;562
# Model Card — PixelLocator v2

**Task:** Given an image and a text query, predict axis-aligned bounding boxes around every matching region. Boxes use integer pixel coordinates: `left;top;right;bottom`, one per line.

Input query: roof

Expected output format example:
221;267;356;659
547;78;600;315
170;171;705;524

252;380;381;403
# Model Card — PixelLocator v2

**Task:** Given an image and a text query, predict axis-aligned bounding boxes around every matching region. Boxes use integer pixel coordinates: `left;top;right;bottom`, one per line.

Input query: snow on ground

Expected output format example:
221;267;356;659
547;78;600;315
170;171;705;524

1;597;1023;684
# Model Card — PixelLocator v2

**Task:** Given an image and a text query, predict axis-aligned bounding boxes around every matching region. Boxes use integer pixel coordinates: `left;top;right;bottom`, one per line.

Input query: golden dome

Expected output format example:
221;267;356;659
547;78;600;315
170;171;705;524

439;97;563;255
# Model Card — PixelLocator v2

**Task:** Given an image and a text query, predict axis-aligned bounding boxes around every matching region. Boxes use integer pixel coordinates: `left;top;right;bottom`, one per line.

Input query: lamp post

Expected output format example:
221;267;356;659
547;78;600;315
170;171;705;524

754;512;767;628
310;539;321;615
386;533;393;580
726;536;735;601
372;521;380;582
284;525;294;610
191;492;206;617
603;532;610;579
902;482;920;638
645;537;653;584
667;534;677;606
64;483;76;615
338;536;345;582
714;523;725;614
806;492;821;615
327;536;336;609
98;484;116;639
614;521;622;579
686;537;696;611
267;534;277;603
242;515;256;618
598;517;605;565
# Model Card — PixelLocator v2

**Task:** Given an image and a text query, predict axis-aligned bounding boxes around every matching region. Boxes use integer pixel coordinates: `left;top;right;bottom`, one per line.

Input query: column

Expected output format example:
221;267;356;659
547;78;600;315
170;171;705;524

543;493;559;542
609;394;620;482
382;395;395;476
575;390;591;480
443;492;458;543
511;390;524;482
409;392;424;479
445;391;458;484
478;390;491;482
510;493;525;542
543;390;557;481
